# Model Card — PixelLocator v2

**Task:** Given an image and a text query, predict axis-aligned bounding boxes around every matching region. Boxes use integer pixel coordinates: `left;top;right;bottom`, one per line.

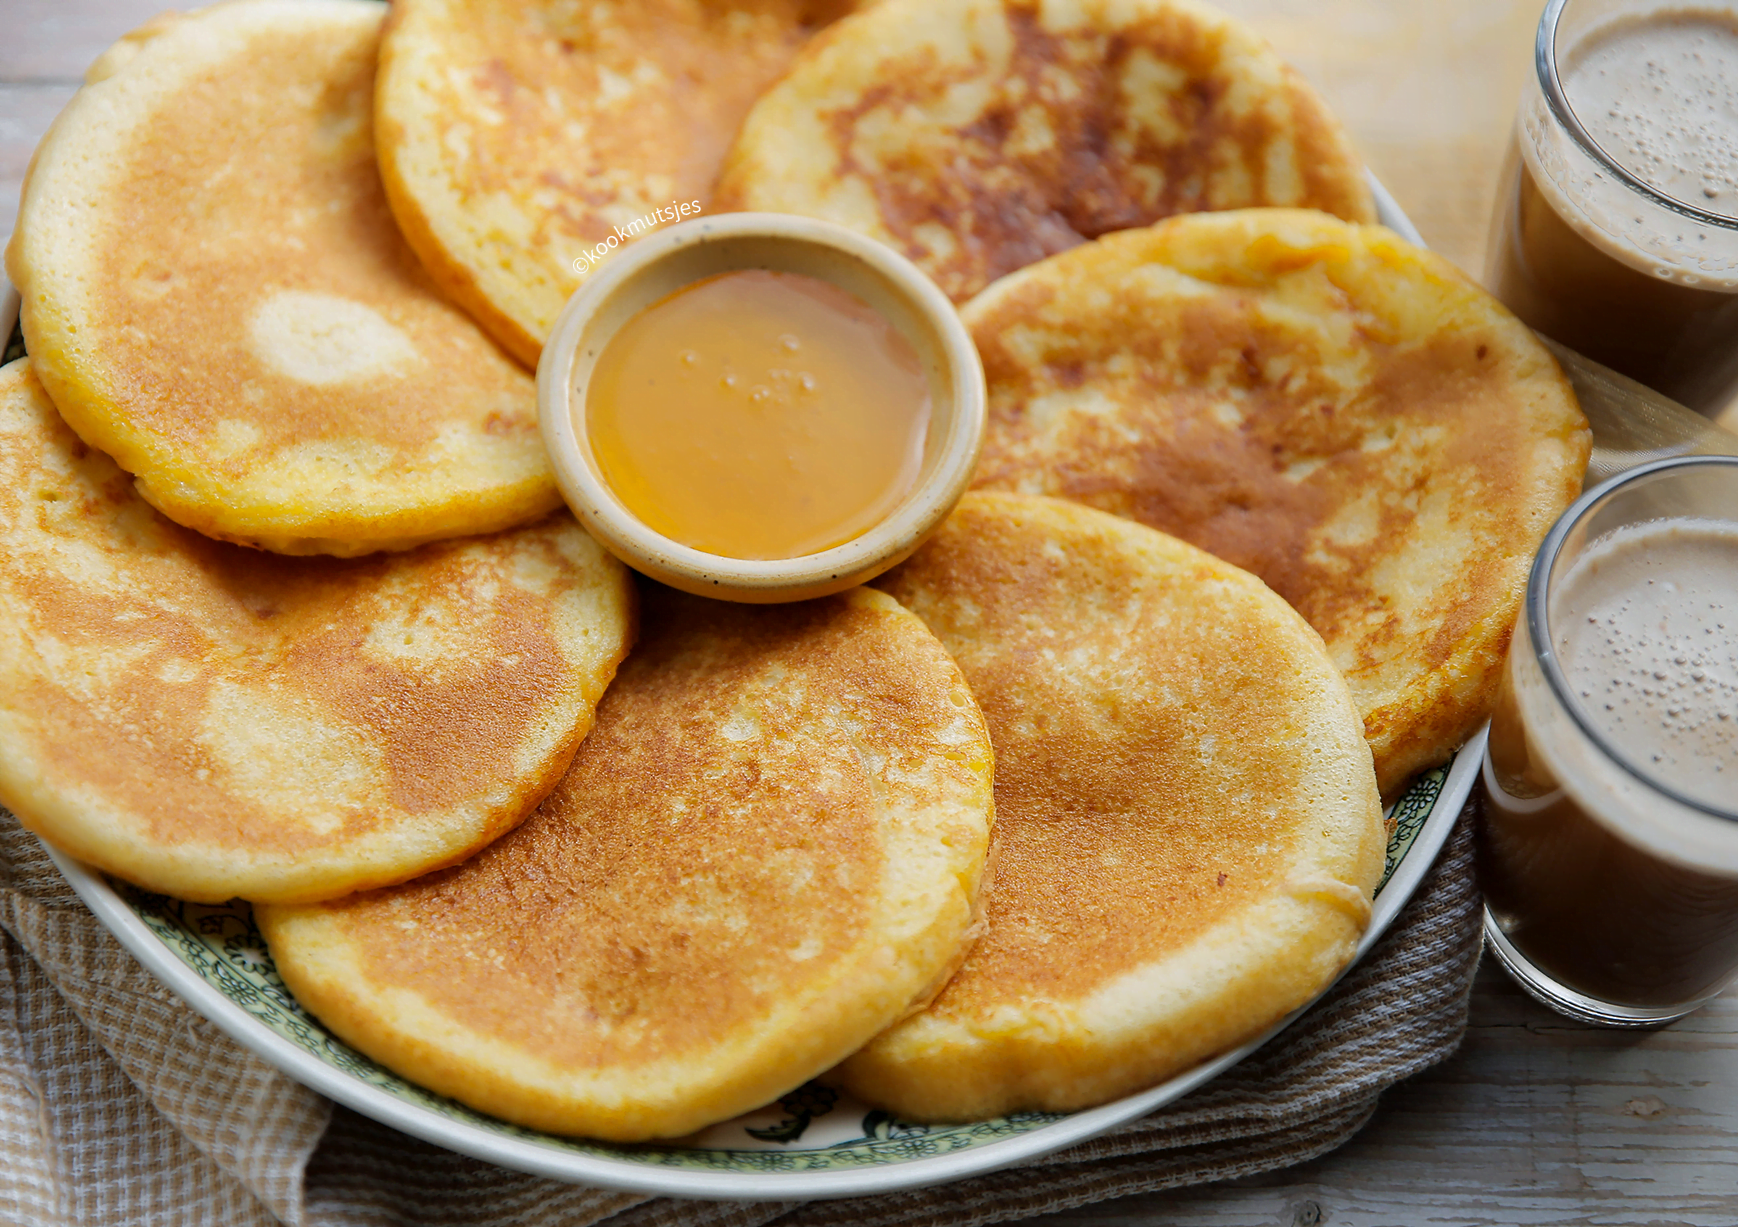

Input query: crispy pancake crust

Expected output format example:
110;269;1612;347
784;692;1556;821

965;209;1591;796
376;0;858;365
5;1;559;557
0;359;633;904
257;583;995;1141
844;492;1384;1120
714;0;1374;303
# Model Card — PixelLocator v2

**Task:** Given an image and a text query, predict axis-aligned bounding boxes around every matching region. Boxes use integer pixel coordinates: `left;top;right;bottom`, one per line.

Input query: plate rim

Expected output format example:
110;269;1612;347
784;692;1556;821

12;176;1480;1201
44;732;1483;1201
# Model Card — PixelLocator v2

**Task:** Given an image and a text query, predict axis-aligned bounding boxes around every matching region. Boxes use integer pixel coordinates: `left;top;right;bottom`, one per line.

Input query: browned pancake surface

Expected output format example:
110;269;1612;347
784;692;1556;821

7;1;556;555
0;358;633;904
842;492;1382;1119
891;509;1299;1003
965;210;1591;794
258;584;994;1139
377;0;859;364
333;593;936;1066
716;0;1374;302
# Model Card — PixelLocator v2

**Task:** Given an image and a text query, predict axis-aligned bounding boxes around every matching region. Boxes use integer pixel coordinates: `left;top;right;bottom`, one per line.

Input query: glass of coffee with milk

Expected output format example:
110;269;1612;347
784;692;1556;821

1486;0;1738;424
1478;456;1738;1026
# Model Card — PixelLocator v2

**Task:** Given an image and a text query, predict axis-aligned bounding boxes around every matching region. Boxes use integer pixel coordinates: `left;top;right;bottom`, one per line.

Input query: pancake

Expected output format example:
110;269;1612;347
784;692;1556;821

0;358;633;905
257;582;995;1141
965;209;1591;797
713;0;1375;304
5;1;558;557
375;0;859;366
843;491;1384;1121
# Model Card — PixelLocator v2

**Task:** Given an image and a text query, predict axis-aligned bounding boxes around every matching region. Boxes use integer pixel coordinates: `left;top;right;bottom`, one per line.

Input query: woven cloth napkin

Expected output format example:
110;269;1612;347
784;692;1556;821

0;795;1482;1227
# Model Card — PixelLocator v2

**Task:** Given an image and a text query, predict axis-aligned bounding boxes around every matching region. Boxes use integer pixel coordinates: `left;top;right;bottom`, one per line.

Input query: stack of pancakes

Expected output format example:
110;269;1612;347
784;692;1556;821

1;0;1586;1139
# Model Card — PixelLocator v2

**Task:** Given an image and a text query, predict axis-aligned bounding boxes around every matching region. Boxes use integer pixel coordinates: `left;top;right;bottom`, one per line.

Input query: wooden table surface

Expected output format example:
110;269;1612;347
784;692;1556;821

7;2;1738;1224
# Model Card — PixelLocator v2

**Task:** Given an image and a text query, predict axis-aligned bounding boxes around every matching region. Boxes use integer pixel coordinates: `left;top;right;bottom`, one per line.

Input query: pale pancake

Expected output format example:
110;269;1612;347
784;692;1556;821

844;491;1384;1121
5;1;558;557
965;209;1591;797
0;358;633;905
257;583;994;1141
714;0;1375;304
376;0;859;366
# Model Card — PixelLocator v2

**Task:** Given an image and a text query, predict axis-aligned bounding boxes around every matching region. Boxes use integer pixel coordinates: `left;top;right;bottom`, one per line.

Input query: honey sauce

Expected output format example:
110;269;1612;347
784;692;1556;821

585;270;932;560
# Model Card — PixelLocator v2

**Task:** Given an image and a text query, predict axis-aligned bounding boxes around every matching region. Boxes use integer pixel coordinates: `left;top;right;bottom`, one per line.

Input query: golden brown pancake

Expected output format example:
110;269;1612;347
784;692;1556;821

375;0;860;366
714;0;1375;304
5;0;558;557
257;583;994;1141
843;492;1384;1121
965;209;1591;796
0;358;633;905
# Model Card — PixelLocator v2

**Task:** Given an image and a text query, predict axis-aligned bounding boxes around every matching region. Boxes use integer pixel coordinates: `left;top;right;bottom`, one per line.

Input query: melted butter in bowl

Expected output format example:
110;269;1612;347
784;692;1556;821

585;270;932;561
538;213;984;603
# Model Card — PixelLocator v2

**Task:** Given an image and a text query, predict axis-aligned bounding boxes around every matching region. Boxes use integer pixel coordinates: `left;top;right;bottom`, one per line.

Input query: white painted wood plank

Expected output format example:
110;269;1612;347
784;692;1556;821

0;0;173;81
0;82;77;244
1034;965;1738;1224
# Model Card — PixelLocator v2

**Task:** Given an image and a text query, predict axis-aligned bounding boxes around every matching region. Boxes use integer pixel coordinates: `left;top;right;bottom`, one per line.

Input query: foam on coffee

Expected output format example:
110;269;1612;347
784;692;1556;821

1488;5;1738;417
1568;10;1738;223
1480;512;1738;1007
1497;515;1738;878
1552;519;1738;811
1519;6;1738;291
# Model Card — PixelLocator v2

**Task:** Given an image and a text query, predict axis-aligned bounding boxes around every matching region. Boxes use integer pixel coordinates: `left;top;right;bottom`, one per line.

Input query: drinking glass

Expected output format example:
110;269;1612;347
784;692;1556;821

1477;455;1738;1026
1485;0;1738;419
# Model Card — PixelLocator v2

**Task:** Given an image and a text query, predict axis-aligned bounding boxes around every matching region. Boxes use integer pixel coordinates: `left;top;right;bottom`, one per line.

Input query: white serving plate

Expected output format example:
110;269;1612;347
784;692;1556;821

45;737;1480;1201
7;180;1474;1201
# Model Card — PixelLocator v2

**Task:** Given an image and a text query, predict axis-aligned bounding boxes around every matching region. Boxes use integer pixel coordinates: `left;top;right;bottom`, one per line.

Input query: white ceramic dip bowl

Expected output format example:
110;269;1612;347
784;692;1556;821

536;212;986;603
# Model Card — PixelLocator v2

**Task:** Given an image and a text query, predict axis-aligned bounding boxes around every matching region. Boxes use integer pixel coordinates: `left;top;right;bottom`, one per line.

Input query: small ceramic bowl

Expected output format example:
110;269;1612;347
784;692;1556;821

536;212;986;603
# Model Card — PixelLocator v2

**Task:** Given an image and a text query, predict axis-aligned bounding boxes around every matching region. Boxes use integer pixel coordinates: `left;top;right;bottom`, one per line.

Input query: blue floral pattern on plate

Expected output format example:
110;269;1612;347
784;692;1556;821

107;756;1451;1173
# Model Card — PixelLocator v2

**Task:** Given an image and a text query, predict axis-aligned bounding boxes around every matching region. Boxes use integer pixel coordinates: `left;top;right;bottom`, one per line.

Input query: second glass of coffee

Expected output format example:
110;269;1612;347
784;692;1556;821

1478;456;1738;1026
1486;0;1738;421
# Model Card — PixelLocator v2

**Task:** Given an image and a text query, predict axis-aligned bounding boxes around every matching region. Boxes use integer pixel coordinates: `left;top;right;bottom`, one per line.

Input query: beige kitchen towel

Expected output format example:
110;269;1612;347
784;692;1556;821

0;799;1482;1227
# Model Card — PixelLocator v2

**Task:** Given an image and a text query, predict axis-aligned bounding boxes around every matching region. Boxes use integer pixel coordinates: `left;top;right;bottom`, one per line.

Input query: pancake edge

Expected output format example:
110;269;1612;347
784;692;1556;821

254;585;999;1141
958;211;1591;797
712;0;1378;289
0;357;637;905
375;0;547;368
4;0;562;558
839;491;1385;1121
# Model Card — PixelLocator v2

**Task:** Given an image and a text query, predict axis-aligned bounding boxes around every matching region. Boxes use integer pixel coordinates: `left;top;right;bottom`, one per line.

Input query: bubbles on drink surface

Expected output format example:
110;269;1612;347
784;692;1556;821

1568;10;1738;222
1553;518;1738;809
